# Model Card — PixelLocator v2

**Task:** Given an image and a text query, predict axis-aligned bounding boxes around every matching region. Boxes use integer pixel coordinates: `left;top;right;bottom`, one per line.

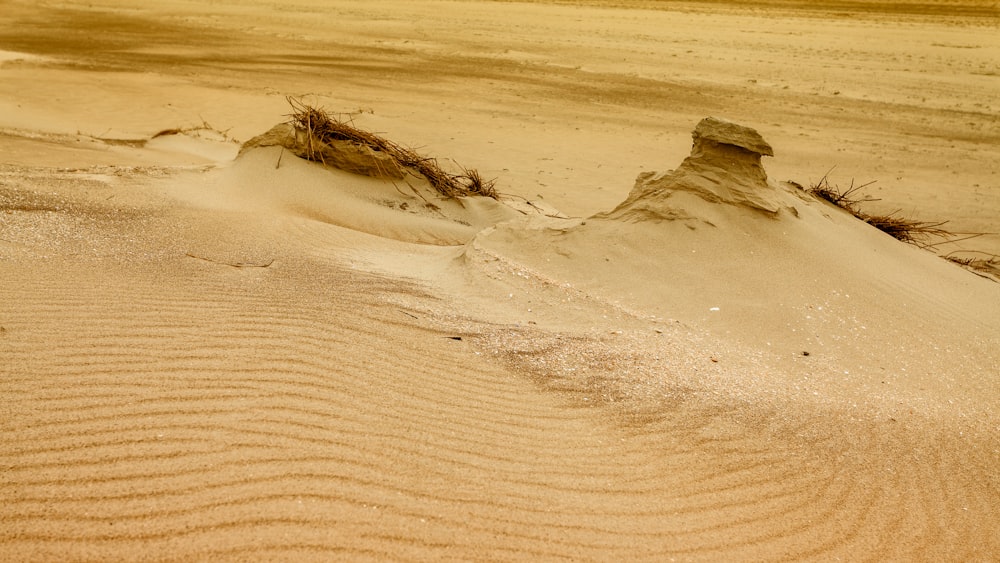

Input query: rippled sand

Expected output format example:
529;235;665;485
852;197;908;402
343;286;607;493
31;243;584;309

2;1;999;560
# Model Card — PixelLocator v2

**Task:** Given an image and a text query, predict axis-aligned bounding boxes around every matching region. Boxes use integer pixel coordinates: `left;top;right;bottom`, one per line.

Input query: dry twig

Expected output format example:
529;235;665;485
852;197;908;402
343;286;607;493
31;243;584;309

186;253;274;269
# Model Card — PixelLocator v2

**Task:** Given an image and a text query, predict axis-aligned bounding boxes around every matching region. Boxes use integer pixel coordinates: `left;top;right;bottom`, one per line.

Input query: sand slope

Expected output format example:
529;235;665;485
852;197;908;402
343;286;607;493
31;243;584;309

2;0;999;560
2;125;998;561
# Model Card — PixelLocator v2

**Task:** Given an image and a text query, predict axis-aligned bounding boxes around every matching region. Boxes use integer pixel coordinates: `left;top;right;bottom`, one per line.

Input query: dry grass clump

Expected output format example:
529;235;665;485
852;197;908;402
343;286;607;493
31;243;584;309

807;172;878;209
943;252;1000;280
860;213;952;246
800;169;997;280
804;169;959;249
287;97;496;199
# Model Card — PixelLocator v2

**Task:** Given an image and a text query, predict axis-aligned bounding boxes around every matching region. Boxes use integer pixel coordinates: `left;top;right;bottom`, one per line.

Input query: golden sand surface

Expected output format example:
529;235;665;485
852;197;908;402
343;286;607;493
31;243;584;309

2;0;999;560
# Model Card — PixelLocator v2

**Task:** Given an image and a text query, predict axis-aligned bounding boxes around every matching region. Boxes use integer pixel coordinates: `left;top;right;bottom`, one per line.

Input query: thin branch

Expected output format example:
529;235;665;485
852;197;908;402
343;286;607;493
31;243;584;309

185;253;274;269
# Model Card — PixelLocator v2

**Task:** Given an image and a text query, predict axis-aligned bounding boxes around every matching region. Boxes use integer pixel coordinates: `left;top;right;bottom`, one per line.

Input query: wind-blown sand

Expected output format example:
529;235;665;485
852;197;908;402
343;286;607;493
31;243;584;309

2;0;999;560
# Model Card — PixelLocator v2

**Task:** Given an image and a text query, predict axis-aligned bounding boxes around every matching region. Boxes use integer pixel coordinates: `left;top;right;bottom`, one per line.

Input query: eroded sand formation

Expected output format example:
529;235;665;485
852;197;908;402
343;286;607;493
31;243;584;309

602;116;784;220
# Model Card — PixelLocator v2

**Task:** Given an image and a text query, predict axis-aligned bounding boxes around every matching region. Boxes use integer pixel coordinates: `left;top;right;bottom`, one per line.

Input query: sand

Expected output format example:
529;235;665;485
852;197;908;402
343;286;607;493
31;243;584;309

2;0;999;560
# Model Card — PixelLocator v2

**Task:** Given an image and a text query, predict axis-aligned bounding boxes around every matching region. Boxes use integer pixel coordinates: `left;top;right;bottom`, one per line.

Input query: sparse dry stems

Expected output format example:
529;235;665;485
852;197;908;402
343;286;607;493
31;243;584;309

859;214;952;247
798;174;999;279
801;170;959;249
808;169;879;209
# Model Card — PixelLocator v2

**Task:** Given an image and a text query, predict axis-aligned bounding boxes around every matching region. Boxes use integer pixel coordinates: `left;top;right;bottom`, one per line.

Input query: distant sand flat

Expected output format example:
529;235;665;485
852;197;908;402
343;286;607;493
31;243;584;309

2;0;999;560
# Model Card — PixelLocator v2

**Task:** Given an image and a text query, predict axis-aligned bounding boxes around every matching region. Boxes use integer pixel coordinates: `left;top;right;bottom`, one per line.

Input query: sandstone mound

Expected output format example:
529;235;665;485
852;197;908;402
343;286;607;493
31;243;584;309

469;116;1000;385
597;117;789;225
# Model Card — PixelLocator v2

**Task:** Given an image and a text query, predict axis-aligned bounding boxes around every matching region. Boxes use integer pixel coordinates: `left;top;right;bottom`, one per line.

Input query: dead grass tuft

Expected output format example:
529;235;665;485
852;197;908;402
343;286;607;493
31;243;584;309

287;97;497;199
859;213;952;246
459;166;497;198
943;252;1000;280
797;168;995;279
802;168;964;249
808;170;879;209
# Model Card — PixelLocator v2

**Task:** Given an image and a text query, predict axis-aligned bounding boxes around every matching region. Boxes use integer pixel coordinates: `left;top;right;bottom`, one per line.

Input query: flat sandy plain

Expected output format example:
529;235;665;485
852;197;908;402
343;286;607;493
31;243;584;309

1;0;999;561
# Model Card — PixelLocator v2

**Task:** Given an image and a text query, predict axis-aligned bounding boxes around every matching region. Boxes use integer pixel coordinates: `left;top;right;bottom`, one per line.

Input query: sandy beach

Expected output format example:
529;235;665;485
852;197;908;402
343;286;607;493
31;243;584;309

2;0;999;560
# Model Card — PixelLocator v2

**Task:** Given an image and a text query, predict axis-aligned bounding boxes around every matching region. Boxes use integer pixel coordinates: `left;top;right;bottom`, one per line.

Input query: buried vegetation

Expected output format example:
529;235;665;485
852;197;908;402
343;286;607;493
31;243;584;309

287;98;497;199
804;171;956;248
801;170;998;277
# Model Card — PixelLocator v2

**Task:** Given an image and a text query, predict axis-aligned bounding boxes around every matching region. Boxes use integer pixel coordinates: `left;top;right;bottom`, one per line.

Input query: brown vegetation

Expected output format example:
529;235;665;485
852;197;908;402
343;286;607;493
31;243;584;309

801;170;996;279
287;98;497;199
805;170;957;249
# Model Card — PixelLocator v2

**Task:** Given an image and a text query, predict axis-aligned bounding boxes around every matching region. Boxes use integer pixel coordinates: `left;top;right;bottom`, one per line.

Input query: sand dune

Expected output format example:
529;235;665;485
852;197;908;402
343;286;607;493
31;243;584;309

2;0;999;560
